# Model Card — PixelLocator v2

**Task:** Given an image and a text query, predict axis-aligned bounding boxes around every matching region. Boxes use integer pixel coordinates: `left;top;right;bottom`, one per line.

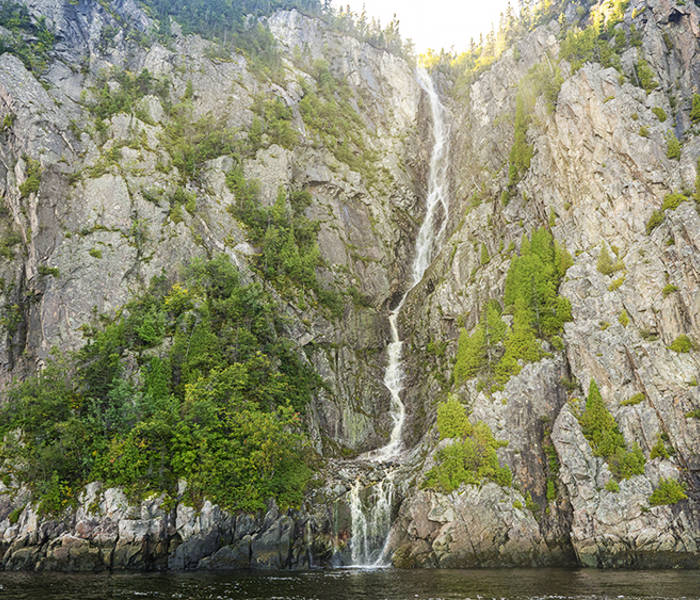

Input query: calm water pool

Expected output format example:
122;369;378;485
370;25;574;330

0;568;698;600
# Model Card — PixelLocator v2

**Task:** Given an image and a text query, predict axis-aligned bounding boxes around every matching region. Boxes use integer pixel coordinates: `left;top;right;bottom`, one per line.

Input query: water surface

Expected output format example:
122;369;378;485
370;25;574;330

1;568;699;600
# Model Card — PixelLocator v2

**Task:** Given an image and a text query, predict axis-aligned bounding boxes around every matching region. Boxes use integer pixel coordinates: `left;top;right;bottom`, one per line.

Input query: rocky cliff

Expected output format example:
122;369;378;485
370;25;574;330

0;0;698;571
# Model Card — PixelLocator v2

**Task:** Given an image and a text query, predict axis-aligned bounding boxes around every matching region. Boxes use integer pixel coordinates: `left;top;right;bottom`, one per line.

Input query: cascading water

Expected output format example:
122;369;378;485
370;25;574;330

348;67;451;566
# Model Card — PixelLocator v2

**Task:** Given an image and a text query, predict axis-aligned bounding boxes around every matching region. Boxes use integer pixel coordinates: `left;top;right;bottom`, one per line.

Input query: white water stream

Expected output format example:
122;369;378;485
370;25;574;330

348;67;450;566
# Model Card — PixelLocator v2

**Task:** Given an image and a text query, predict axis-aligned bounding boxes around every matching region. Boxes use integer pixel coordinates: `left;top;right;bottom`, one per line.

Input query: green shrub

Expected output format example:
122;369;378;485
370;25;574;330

620;393;644;406
690;94;700;124
608;275;625;291
662;284;678;298
646;210;664;234
596;245;624;275
163;102;240;183
649;435;671;460
0;255;316;514
651;107;667;122
299;60;380;187
666;132;681;160
250;96;299;150
638;126;649;138
605;479;619;493
8;505;23;524
648;478;687;506
635;59;658;93
436;395;473;440
480;243;490;265
453;324;487;385
226;173;340;313
662;193;687;211
88;68;170;122
578;380;645;479
424;399;511;493
18;156;41;198
0;2;55;74
88;248;102;259
668;335;693;353
618;310;629;327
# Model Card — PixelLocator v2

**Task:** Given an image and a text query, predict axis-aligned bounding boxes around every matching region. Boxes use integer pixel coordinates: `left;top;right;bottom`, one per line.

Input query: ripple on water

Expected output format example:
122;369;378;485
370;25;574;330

0;569;699;600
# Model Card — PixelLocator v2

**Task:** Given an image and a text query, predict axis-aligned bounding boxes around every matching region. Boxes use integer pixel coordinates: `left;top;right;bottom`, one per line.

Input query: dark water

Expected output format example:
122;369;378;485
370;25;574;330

0;568;699;600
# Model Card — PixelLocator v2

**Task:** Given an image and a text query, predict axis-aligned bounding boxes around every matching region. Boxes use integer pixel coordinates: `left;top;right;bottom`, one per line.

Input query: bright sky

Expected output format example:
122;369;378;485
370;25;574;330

331;0;512;53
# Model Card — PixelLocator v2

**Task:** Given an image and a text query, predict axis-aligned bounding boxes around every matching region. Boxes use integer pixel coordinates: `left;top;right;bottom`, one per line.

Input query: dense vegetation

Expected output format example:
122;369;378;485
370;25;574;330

0;1;54;74
226;170;343;314
648;478;687;506
577;380;645;480
299;59;383;188
454;228;572;390
0;256;316;514
423;396;512;493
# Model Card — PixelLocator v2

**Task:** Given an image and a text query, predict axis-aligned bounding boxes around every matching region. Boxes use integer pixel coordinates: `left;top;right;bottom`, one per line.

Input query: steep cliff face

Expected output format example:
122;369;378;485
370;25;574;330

0;0;698;572
391;0;699;569
0;0;427;455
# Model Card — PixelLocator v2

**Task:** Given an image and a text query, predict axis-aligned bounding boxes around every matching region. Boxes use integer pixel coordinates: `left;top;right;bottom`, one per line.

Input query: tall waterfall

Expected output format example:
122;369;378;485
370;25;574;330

366;66;451;463
348;67;450;566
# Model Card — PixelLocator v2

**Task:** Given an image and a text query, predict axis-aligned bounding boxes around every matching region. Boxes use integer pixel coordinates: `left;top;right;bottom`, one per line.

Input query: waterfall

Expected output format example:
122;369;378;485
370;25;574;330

347;475;396;566
365;66;450;463
348;67;450;567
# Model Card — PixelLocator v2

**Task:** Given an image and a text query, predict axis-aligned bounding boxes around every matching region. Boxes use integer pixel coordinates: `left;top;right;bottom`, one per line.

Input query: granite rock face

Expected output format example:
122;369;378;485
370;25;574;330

0;0;699;571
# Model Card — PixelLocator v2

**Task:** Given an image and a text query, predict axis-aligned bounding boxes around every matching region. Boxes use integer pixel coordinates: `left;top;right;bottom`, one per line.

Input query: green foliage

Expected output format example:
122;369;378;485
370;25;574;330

646;210;664;234
646;193;687;235
480;243;490;265
621;393;644;406
662;193;687;211
453;324;486;385
1;112;15;130
651;107;667;122
0;256;316;514
649;435;671;460
88;68;170;122
690;94;700;124
0;1;55;74
455;230;572;389
668;335;693;353
8;504;22;524
578;380;645;480
662;284;678;298
162;101;240;183
226;170;341;313
18;156;41;198
506;93;533;193
559;7;625;74
140;0;321;57
648;478;687;506
503;228;572;339
608;275;625;291
250;96;299;151
666;132;681;160
436;395;473;440
635;59;658;93
453;300;507;385
299;60;381;187
596;245;624;275
605;479;619;493
425;399;511;493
